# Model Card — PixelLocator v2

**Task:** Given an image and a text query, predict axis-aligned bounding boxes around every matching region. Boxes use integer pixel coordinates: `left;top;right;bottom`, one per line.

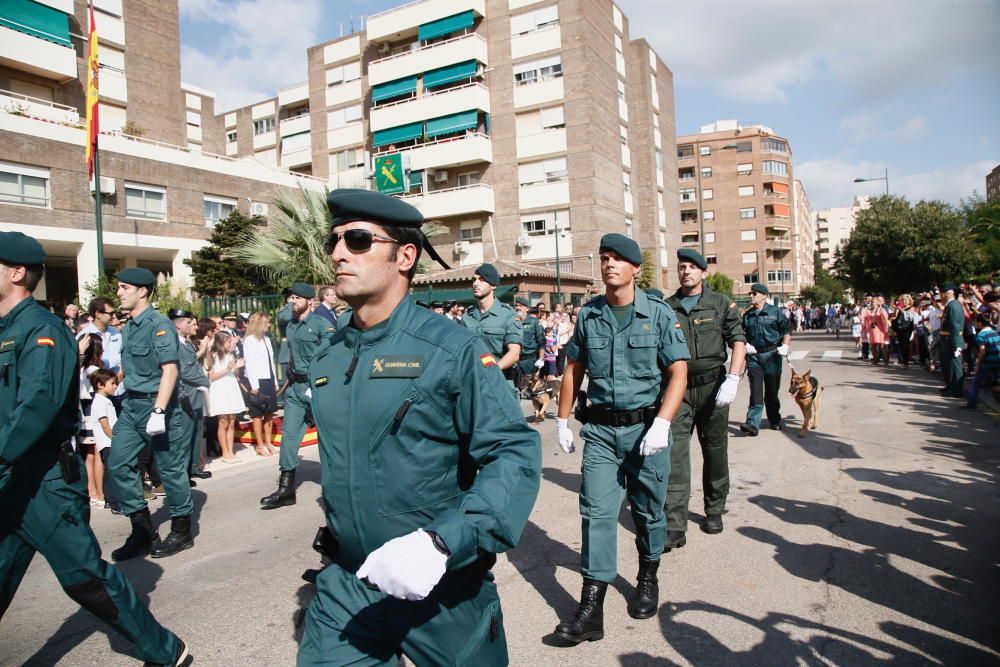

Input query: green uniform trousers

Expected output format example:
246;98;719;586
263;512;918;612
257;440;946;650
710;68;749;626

939;345;964;397
278;383;309;472
298;562;507;666
0;462;178;663
666;373;730;531
109;398;193;517
580;421;669;582
744;356;783;429
178;406;204;476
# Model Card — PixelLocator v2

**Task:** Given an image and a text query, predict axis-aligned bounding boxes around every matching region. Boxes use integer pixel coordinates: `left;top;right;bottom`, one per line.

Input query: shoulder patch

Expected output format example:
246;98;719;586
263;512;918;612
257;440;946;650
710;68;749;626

480;354;497;367
155;330;167;337
674;322;682;329
36;336;55;347
730;302;736;309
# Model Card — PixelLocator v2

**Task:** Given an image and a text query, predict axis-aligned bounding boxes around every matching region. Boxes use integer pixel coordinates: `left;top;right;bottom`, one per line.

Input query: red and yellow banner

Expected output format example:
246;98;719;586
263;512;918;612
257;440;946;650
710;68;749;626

85;2;99;179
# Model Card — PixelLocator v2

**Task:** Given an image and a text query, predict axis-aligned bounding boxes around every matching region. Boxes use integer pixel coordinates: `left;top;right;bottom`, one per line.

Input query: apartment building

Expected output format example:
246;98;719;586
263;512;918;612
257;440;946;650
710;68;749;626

676;120;812;300
218;0;680;300
815;195;870;270
987;164;999;203
0;0;323;305
793;179;815;290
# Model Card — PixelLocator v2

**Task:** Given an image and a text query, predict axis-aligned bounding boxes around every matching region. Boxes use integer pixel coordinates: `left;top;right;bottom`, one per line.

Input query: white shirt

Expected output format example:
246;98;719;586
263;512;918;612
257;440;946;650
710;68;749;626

241;334;276;390
91;393;117;452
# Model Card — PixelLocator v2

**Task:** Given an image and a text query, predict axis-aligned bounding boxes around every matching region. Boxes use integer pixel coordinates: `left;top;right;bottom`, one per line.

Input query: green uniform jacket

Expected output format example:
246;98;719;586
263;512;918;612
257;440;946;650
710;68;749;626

308;295;541;572
566;290;690;410
461;299;521;359
940;299;966;352
743;303;791;373
287;312;336;376
519;315;545;357
177;337;209;412
0;298;78;481
277;301;293;365
121;307;179;393
666;287;746;375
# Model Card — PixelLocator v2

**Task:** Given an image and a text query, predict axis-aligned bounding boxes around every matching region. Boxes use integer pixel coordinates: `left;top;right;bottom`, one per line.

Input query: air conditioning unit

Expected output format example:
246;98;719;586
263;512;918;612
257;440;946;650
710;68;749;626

517;236;533;249
434;170;449;183
250;202;269;217
89;176;115;195
377;43;391;54
453;241;470;254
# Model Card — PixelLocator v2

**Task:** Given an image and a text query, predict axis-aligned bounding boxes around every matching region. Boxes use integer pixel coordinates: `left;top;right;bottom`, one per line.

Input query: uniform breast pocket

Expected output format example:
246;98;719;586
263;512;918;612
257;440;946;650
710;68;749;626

482;327;506;351
627;334;659;378
584;335;611;377
130;343;153;374
369;385;461;517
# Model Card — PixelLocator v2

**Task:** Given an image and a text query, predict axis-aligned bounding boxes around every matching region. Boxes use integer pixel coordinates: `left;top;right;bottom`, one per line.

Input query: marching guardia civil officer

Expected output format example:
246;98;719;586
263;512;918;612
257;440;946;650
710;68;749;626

462;263;522;388
938;283;966;398
515;297;546;380
0;232;187;665
297;189;540;666
259;282;335;510
739;283;791;436
554;234;689;643
664;249;746;545
170;308;211;481
109;268;195;561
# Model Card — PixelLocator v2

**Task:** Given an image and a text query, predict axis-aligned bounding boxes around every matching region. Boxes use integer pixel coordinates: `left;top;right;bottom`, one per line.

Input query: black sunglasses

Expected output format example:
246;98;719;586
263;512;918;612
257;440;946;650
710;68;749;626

325;229;398;254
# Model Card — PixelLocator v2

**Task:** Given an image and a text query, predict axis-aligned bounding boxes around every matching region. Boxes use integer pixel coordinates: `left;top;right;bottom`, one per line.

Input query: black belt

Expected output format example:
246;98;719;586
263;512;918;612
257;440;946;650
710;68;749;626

688;367;724;388
287;371;308;384
126;390;157;400
587;404;659;427
753;343;779;354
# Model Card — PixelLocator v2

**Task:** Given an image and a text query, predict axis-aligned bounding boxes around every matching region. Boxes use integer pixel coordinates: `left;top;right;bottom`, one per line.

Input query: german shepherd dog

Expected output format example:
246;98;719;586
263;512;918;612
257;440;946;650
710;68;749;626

788;367;822;437
527;372;560;423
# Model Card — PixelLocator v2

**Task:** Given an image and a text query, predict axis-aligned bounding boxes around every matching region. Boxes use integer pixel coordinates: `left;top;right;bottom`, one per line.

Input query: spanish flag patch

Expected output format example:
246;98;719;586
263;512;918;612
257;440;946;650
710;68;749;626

675;322;682;328
480;354;497;368
729;302;736;308
155;330;167;337
36;337;55;347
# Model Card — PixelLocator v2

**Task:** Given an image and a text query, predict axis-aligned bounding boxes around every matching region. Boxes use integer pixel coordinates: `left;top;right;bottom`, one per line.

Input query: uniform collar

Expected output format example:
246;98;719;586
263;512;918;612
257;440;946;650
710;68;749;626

471;299;501;319
0;295;35;329
589;288;650;330
341;294;415;349
669;286;713;313
129;305;156;327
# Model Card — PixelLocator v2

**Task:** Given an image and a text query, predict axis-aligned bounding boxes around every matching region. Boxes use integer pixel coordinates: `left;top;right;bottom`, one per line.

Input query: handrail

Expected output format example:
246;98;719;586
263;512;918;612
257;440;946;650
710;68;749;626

0;88;78;114
400;182;492;199
372;131;488;156
370;32;484;66
372;81;486;110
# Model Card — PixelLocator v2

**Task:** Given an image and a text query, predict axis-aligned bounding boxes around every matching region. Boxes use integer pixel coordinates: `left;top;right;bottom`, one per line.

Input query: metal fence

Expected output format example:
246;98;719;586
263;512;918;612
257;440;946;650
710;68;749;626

201;294;287;318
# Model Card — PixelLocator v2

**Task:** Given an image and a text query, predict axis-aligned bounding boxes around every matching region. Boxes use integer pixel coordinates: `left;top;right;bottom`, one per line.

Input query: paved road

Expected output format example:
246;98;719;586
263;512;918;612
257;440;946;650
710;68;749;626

2;332;998;666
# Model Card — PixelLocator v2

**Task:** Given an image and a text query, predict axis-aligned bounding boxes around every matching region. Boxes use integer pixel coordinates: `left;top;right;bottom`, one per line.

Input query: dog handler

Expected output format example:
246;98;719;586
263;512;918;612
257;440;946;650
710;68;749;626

739;284;791;435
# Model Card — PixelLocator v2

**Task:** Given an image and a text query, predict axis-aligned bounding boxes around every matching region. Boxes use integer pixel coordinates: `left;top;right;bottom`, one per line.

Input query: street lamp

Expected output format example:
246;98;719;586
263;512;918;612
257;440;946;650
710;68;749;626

553;222;566;305
853;167;889;195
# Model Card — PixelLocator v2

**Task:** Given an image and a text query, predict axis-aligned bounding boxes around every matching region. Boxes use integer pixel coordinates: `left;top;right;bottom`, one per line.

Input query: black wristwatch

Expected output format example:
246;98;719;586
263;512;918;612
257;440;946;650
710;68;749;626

152;407;165;415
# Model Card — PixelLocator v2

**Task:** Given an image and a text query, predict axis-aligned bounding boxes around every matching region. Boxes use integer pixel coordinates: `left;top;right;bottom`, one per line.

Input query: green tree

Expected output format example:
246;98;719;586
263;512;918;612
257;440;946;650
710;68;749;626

800;251;847;305
706;271;733;298
81;274;119;304
153;277;201;316
961;194;1000;278
637;250;656;290
185;211;275;296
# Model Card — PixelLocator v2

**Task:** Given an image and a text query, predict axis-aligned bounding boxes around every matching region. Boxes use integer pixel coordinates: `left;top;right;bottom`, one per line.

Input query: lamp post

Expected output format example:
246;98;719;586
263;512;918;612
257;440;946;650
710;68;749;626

853;167;889;195
554;222;562;305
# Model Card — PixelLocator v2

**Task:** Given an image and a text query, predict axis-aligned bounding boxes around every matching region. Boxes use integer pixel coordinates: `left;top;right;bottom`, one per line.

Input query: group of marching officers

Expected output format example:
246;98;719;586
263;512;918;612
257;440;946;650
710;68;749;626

0;188;791;666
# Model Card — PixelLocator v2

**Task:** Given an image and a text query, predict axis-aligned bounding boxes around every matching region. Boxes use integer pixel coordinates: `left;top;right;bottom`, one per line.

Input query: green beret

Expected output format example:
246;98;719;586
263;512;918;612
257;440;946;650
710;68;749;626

289;282;315;299
475;263;500;286
599;233;642;265
117;267;156;287
750;283;769;295
646;288;664;299
0;231;45;266
515;297;530;307
677;248;707;270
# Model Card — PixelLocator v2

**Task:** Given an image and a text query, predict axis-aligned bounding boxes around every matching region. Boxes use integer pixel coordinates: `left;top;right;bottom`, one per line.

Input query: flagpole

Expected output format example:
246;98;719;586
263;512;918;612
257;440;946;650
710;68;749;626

93;138;105;278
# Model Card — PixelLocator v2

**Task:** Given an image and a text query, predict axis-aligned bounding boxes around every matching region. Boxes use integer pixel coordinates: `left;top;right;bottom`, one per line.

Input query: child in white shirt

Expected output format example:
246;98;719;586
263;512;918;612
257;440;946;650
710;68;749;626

90;368;120;513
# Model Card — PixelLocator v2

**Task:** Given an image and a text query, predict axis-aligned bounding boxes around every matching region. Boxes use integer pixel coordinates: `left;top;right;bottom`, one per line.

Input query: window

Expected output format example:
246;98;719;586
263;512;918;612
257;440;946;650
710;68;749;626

740;207;756;219
735;141;753;152
762;160;788;176
185;110;201;127
625;218;633;238
767;269;793;283
741;229;757;241
287;106;309;119
330;147;365;171
703;210;715;220
521;209;570;236
706;255;717;265
699;145;711;156
622;171;631;193
460;225;483;242
705;232;716;243
737;162;753;175
510;5;559;35
679;167;695;181
326;61;362;86
761;138;787;153
540;105;565;129
679;188;695;203
702;188;713;200
513;56;562;86
226;130;237;144
328;104;362;129
743;272;759;284
655;149;663;170
0;162;49;208
681;232;699;244
739;185;754;197
614;33;623;53
253;117;275;136
125;183;165;220
680;209;697;222
742;252;758;263
701;167;712;178
677;144;694;159
457;171;482;187
204;196;236;226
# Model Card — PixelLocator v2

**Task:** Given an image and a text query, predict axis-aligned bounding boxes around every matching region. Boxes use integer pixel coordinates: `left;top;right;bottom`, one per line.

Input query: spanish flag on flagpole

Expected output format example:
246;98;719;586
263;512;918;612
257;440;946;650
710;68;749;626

85;2;99;179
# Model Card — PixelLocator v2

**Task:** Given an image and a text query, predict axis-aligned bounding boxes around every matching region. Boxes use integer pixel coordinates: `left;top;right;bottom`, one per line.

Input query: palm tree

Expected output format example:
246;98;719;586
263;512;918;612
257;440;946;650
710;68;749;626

229;186;449;286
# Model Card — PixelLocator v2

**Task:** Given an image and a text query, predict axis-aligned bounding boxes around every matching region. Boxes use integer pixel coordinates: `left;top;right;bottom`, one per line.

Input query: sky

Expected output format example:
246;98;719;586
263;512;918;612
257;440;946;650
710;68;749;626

178;0;1000;211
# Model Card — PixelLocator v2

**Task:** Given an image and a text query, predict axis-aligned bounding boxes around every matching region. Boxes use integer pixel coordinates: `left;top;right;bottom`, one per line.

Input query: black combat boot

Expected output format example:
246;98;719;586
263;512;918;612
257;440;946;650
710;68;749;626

627;559;660;619
554;579;607;643
704;514;724;534
151;516;194;558
664;530;687;551
112;507;155;562
260;470;296;510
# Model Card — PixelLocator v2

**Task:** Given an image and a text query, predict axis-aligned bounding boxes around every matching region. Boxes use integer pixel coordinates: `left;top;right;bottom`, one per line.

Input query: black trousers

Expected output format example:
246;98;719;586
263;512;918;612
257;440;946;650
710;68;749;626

747;366;782;427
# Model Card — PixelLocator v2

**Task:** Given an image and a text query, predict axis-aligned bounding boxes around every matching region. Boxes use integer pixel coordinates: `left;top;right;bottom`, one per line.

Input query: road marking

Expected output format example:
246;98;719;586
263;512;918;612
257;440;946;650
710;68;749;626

822;350;843;359
788;351;809;361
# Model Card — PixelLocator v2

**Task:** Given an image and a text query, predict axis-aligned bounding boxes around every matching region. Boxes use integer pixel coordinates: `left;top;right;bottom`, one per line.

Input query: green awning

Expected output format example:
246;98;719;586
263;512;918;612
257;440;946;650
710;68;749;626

411;285;514;306
425;110;479;138
423;60;478;90
418;10;474;42
372;122;424;147
371;75;417;103
0;0;71;47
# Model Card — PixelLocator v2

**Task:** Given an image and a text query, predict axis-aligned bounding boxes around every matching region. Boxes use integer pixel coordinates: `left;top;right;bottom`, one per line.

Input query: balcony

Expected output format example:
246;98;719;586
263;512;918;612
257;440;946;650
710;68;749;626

278;81;308;108
510;25;561;60
280;114;310;138
368;33;487;87
325;79;363;108
367;0;485;43
400;183;494;219
100;70;127;103
516;128;566;160
281;146;312;170
0;88;79;125
375;132;492;171
519;232;574;262
0;25;77;81
326;123;364;150
370;82;489;132
513;77;563;109
519;181;569;210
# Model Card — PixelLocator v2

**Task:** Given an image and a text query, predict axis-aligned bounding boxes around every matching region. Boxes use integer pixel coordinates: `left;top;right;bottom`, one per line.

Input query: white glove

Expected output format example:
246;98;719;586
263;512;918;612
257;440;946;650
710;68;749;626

556;417;576;454
639;417;671;456
305;388;312;399
356;529;448;601
745;343;758;355
954;348;962;358
534;358;544;369
777;344;789;356
715;374;740;407
145;411;166;435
